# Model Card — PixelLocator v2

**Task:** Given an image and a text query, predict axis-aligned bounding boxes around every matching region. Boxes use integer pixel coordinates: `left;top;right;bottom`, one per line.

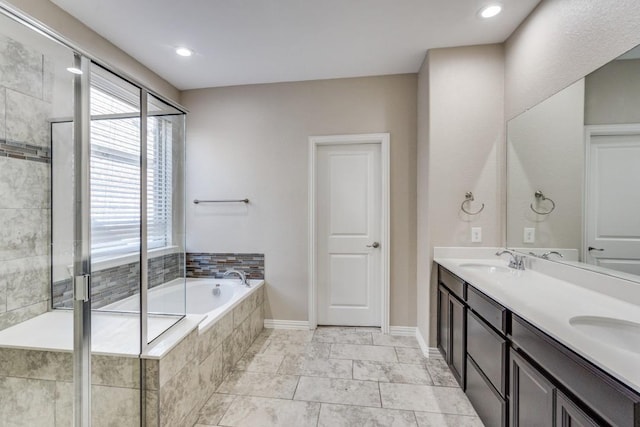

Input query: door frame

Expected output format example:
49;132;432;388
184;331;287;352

583;124;640;263
308;133;390;333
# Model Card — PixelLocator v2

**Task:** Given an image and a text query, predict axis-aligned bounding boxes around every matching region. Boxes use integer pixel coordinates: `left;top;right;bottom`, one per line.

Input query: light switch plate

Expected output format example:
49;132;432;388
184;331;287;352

524;227;535;243
471;227;482;243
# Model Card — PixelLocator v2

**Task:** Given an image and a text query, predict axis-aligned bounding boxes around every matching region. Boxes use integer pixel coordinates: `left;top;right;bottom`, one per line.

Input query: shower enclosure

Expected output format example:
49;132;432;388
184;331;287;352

0;3;186;425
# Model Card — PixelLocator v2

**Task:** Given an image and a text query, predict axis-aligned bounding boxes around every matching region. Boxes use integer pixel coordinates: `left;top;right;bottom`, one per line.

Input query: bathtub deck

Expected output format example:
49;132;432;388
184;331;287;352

0;310;199;357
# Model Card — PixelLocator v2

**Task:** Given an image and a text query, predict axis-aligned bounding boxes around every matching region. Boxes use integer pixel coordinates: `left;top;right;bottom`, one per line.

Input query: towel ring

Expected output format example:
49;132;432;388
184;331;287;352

530;190;555;215
461;192;484;215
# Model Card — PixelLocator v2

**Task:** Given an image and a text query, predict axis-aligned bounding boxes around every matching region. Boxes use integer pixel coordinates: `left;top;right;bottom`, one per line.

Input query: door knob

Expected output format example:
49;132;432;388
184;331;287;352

588;247;604;252
366;242;380;248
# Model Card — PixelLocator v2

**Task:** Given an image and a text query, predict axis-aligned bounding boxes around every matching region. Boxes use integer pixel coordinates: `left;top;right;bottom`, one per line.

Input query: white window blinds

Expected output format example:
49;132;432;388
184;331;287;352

90;79;173;260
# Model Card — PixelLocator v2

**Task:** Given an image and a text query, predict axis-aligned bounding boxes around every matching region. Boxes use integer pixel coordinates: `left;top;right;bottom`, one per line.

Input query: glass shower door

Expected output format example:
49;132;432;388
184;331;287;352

0;7;92;426
87;64;143;424
145;93;186;344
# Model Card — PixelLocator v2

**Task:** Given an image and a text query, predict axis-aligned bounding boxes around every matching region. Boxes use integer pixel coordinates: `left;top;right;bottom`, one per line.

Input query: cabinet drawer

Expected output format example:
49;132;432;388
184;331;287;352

439;266;465;300
511;315;640;427
466;357;506;427
467;310;506;396
467;285;507;334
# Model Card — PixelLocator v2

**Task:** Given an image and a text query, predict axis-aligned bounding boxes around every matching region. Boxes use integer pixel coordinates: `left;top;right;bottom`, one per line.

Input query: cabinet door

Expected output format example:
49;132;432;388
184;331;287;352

437;285;450;361
450;295;466;388
510;349;555;427
556;392;600;427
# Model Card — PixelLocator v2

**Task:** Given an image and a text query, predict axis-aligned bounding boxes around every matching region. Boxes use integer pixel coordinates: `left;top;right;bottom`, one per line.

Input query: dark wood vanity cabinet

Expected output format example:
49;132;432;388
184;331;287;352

437;267;466;388
436;264;640;427
465;285;508;426
511;314;640;427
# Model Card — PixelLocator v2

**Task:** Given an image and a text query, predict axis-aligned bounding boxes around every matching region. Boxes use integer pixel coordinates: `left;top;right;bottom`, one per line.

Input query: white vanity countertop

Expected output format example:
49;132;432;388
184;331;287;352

434;256;640;393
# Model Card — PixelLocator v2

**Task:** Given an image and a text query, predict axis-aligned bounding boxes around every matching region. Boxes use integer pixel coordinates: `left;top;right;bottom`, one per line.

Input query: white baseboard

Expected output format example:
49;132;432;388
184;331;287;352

263;320;441;359
389;326;416;336
415;327;443;359
264;319;310;330
427;347;444;359
391;326;442;359
415;327;429;356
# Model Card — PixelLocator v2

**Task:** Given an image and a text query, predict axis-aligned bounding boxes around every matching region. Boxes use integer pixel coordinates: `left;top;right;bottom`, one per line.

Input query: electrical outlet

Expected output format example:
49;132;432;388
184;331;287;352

524;227;536;243
471;227;482;243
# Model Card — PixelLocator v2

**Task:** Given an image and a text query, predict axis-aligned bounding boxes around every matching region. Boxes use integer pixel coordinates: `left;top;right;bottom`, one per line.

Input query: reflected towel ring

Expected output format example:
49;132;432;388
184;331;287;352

461;192;484;215
530;190;555;215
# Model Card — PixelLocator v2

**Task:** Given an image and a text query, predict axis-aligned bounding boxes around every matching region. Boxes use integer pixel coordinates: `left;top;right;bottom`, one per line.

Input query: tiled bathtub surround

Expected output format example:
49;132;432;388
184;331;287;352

0;34;55;331
145;283;265;426
52;252;185;309
0;283;265;426
0;349;142;426
187;253;265;279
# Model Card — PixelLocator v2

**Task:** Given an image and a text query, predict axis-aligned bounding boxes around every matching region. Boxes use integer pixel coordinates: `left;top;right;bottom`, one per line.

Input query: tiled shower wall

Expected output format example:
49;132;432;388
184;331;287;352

52;252;186;309
186;253;265;279
0;34;54;331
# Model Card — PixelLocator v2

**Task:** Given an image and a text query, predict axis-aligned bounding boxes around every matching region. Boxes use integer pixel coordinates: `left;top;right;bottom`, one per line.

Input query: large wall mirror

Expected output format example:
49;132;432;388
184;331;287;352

507;45;640;283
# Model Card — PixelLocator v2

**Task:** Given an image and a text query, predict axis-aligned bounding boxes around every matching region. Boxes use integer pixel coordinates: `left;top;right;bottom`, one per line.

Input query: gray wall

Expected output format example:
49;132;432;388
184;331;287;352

506;79;585;250
505;0;640;121
416;44;505;346
182;74;418;326
585;59;640;125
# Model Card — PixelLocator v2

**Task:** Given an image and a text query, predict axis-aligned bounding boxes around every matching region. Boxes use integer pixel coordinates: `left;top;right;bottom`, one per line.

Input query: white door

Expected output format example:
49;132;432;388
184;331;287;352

316;142;382;326
585;130;640;276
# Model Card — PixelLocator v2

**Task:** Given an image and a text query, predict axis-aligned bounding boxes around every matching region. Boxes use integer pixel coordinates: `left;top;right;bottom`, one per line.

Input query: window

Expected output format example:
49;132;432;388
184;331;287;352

90;74;173;260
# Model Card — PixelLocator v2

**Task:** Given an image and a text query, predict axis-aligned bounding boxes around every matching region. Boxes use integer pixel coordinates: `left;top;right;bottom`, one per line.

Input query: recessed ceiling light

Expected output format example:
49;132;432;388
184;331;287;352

480;4;502;18
66;67;83;75
175;47;193;57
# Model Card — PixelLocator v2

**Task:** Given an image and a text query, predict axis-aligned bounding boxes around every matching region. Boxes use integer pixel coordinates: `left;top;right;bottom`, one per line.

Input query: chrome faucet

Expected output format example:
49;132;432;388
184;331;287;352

224;269;250;287
541;251;563;260
496;249;526;270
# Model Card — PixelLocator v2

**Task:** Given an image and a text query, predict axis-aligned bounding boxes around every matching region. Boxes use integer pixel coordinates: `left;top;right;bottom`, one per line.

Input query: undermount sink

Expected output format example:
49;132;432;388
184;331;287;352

459;263;511;274
569;316;640;354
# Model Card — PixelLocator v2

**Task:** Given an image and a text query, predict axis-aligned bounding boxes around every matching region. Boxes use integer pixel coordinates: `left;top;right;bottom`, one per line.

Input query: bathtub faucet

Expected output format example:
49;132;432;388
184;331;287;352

224;269;250;287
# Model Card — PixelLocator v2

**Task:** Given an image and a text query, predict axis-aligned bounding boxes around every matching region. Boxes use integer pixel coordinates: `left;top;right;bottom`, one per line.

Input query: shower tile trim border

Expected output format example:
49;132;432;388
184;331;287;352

0;139;51;163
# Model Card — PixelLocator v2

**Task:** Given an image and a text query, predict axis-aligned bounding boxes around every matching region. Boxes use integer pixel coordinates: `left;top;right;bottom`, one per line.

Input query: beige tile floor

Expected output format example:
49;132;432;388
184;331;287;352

193;327;484;427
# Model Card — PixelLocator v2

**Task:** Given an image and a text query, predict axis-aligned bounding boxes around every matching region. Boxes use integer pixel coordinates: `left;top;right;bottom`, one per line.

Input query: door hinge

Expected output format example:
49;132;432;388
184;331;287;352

73;274;91;302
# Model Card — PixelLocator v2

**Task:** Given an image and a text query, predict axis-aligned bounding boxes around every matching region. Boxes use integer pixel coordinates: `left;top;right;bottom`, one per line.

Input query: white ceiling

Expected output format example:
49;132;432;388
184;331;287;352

51;0;540;90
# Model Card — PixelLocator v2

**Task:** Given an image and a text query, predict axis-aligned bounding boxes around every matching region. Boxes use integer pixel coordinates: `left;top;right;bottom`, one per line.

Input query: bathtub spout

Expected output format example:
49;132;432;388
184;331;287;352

224;269;250;287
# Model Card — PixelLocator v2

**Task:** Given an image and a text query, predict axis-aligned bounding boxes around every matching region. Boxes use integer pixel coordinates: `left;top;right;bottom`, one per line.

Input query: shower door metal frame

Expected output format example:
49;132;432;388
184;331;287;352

0;3;188;426
73;54;92;427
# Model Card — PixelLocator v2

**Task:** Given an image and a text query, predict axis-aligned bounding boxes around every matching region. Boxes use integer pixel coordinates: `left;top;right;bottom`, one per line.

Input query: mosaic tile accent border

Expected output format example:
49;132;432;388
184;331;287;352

0;139;51;163
186;253;264;279
52;252;185;309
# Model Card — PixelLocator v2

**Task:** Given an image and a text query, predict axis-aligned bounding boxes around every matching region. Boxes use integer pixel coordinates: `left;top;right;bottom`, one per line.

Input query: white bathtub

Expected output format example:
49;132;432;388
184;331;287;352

104;277;264;332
